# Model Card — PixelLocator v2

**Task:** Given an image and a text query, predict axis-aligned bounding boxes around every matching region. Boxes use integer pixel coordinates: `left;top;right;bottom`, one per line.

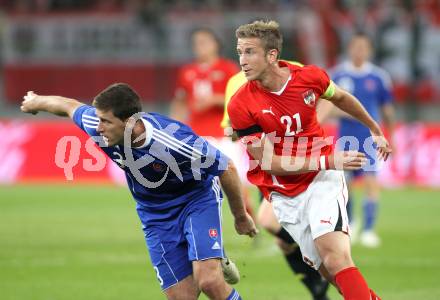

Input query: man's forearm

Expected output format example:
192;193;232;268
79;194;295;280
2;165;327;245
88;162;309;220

248;142;365;175
247;139;320;175
264;155;319;175
35;95;82;118
382;104;396;138
331;90;382;134
219;161;247;218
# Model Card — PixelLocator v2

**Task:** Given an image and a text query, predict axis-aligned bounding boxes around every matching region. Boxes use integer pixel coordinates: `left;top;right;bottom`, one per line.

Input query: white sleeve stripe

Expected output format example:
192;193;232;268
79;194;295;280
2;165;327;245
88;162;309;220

230;290;238;300
83;118;99;123
83;124;98;129
153;128;204;157
82;119;99;125
83;123;98;128
152;131;195;156
152;133;200;161
165;144;198;161
152;132;200;161
83;115;99;121
152;128;204;157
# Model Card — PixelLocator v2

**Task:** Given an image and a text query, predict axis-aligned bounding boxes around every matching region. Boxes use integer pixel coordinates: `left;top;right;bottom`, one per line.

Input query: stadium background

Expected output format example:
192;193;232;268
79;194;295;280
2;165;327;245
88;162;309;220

0;0;439;299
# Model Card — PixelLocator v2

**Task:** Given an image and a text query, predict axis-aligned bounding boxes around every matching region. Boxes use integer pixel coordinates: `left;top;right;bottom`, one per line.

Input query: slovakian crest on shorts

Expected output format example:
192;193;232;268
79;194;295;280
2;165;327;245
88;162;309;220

209;228;218;239
302;89;316;107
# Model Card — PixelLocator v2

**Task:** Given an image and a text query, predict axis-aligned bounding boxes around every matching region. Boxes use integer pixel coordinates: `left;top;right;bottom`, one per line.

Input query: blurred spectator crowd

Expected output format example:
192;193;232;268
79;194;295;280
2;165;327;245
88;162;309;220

1;0;440;106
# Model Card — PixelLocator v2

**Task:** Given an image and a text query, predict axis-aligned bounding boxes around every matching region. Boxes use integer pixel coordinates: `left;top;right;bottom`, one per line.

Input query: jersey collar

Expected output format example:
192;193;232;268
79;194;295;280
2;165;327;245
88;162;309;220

271;74;292;95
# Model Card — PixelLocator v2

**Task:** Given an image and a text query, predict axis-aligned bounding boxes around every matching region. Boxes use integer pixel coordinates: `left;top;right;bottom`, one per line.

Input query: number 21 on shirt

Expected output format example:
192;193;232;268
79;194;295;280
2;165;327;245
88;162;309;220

280;113;303;136
271;112;303;188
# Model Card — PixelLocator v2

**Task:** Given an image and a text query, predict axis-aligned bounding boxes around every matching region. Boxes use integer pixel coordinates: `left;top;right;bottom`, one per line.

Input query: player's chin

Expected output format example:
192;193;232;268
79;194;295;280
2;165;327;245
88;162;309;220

243;71;255;80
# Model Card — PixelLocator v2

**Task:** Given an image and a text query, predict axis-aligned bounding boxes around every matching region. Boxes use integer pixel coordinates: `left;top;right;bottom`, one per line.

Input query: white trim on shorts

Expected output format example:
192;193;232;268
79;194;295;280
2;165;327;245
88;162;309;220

212;176;225;258
189;218;199;260
160;243;179;289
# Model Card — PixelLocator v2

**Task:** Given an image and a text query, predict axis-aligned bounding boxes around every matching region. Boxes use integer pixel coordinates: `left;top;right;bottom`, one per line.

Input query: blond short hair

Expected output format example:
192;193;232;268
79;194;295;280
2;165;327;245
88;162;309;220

235;20;283;58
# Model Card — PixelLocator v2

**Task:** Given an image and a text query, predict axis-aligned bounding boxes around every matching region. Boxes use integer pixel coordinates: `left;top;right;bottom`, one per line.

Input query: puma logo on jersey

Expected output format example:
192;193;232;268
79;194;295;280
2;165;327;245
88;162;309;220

262;107;275;116
320;217;332;225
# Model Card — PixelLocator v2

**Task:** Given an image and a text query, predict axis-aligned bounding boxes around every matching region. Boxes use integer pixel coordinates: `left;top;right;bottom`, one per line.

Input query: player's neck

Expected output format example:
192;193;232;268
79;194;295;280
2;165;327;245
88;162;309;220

258;65;290;92
351;60;367;69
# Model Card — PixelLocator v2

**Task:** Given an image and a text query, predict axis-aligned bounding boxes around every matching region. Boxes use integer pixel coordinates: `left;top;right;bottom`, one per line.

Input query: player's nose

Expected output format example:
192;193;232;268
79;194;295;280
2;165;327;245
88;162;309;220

239;56;247;67
96;122;104;133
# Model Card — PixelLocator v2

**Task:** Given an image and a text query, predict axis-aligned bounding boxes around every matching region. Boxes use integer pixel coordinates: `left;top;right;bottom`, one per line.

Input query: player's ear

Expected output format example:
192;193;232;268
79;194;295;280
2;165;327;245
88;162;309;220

267;49;278;64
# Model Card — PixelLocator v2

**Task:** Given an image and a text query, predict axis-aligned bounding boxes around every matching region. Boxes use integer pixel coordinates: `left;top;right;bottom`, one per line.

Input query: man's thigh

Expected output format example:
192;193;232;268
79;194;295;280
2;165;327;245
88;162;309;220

143;225;193;291
192;258;222;280
164;274;199;300
271;170;350;270
257;199;282;234
183;197;225;261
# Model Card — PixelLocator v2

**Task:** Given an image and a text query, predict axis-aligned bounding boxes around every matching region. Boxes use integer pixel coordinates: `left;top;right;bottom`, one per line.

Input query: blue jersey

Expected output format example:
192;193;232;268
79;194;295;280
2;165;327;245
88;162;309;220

331;62;393;152
73;105;229;214
73;105;230;290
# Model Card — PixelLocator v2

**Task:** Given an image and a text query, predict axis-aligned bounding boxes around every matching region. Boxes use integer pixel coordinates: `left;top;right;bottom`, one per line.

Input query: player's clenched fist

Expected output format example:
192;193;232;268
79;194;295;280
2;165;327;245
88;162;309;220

21;91;40;114
234;213;258;238
20;92;81;118
328;151;367;170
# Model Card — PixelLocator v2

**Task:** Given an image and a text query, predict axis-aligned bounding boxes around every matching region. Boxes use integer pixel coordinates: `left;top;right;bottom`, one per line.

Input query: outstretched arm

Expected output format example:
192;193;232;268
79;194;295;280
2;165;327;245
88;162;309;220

245;136;367;176
219;160;257;237
322;84;392;161
20;91;84;119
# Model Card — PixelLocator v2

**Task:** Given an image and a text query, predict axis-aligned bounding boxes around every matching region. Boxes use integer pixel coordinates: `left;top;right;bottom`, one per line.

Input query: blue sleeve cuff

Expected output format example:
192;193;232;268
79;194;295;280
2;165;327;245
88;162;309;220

72;104;93;130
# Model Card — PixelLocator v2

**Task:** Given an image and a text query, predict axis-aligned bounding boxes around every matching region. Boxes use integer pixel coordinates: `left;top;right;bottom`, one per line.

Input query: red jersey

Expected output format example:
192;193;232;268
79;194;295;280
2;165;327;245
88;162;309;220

227;62;335;199
175;58;239;137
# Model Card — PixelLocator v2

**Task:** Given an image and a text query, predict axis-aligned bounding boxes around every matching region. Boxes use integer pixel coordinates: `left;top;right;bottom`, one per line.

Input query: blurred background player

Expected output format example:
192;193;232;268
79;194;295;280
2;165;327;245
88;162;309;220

20;83;257;300
222;66;330;300
171;27;257;222
318;32;395;248
170;27;239;138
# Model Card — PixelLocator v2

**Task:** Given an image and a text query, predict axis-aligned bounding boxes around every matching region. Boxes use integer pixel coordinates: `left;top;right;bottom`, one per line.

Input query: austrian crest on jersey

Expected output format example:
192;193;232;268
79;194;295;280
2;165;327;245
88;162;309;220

302;90;316;107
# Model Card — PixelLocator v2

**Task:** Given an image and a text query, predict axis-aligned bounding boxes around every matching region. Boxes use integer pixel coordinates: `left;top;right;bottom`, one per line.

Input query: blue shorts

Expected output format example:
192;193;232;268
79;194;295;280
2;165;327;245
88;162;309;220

346;168;376;179
136;178;225;290
338;133;378;178
347;149;377;179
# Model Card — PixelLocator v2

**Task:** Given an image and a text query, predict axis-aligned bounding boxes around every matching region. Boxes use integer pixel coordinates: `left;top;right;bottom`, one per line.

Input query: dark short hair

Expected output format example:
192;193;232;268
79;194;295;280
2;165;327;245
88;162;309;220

93;83;142;120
